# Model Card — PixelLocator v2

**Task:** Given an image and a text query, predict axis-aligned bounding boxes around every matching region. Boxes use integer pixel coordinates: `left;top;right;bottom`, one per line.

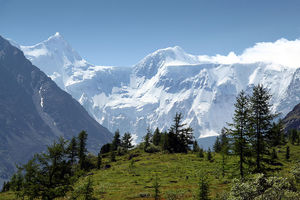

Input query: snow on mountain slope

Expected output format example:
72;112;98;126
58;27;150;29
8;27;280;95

20;32;93;90
17;34;300;141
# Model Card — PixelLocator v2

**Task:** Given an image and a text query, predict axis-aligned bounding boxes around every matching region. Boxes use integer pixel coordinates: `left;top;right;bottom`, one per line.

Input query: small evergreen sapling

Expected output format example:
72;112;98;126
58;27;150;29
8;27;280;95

207;148;212;161
198;148;204;158
97;153;102;169
110;151;116;162
144;127;152;152
198;173;210;200
286;146;290;160
193;140;200;152
153;175;160;200
213;137;221;153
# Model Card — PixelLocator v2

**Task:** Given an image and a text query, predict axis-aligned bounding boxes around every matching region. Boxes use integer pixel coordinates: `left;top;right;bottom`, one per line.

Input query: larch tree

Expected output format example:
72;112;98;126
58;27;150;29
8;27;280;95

227;90;250;178
78;130;88;170
249;84;276;172
111;129;121;151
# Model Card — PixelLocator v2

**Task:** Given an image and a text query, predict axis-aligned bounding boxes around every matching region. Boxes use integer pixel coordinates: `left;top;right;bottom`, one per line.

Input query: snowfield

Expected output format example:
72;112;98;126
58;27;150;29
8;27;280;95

12;33;300;142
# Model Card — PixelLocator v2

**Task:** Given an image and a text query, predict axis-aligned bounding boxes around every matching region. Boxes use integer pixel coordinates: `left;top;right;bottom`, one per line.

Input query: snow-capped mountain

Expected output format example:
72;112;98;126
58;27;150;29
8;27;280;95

15;33;300;141
0;35;112;186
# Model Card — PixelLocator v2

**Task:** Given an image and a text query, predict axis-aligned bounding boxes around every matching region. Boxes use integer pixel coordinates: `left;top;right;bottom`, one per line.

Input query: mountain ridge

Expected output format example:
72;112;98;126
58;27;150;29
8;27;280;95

12;33;300;142
0;35;112;185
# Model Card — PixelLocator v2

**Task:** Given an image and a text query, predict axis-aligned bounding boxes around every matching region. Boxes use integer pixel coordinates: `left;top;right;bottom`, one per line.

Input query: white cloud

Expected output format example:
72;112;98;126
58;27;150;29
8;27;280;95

21;47;48;57
197;38;300;68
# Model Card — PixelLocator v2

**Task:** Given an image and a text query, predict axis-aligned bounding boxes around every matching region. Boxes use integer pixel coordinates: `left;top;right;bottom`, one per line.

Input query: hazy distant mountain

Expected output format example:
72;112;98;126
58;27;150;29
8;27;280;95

16;33;300;142
0;35;112;185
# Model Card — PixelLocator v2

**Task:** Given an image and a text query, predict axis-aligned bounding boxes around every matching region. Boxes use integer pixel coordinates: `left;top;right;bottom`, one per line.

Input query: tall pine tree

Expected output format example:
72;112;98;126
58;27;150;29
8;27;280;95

152;127;161;146
112;129;121;151
228;90;250;178
121;132;134;150
67;136;78;166
168;113;194;153
78;131;88;170
144;127;152;151
249;84;276;172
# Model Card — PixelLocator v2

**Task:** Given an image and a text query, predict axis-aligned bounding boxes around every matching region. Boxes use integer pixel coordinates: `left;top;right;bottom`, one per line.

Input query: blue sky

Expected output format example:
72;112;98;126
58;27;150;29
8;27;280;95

1;0;300;66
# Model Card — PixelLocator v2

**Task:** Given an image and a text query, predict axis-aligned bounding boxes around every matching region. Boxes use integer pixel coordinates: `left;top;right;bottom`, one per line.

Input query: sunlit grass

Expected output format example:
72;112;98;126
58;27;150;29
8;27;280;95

1;143;300;199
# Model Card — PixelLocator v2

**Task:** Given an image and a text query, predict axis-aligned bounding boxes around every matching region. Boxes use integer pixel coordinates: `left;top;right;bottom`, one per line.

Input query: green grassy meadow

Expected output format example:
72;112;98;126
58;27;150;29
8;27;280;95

1;143;300;200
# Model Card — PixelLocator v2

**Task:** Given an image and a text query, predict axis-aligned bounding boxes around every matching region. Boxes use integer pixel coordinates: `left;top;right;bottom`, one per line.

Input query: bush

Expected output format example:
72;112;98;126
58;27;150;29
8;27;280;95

100;143;111;154
71;177;96;200
145;144;160;153
84;153;97;170
110;151;116;162
229;173;300;200
165;190;185;200
117;146;127;156
292;161;300;183
214;191;229;200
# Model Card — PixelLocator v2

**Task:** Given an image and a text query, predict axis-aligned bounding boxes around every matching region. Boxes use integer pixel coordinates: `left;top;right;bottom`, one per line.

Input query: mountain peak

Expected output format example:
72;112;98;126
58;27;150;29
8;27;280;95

151;46;185;56
46;32;65;42
54;32;61;37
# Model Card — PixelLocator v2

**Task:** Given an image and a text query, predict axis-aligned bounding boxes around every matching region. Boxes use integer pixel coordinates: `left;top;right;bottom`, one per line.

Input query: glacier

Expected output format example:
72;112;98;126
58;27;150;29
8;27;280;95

12;33;300;142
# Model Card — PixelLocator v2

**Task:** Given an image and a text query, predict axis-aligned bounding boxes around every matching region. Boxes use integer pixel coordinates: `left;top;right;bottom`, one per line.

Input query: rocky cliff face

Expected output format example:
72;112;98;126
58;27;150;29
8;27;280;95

0;36;112;185
283;102;300;131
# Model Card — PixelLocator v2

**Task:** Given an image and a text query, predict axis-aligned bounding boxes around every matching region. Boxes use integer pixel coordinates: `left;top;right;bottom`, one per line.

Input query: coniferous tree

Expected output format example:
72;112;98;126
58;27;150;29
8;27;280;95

112;129;121;151
219;128;230;154
78;131;88;170
168;113;194;153
269;120;285;146
249;84;276;172
221;149;226;178
193;140;200;152
161;131;169;152
1;182;6;192
67;136;78;166
144;127;152;151
110;151;116;162
198;174;209;200
72;177;96;200
207;148;212;161
286;146;290;160
213;137;221;153
289;129;298;145
198;148;204;158
121;132;134;150
97;153;102;170
83;177;95;200
19;137;73;200
152;127;161;146
1;181;9;192
9;170;23;191
227;90;250;178
153;175;161;200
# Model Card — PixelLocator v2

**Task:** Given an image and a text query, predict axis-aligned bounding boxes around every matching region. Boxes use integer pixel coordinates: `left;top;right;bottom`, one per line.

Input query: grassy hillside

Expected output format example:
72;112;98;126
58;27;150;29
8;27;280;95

1;143;300;200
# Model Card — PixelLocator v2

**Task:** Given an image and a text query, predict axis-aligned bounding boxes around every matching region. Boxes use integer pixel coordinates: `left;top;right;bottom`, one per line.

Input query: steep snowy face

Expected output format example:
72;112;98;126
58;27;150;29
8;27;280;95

17;34;300;142
20;32;92;89
98;62;295;139
131;46;200;88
